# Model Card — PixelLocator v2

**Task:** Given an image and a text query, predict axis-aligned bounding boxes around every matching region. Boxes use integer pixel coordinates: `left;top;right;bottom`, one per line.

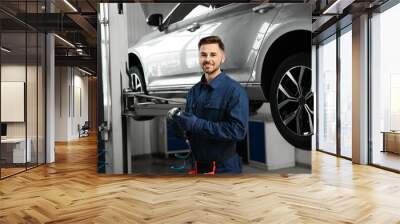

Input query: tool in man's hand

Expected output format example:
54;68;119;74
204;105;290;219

167;107;216;175
167;107;192;171
167;107;182;120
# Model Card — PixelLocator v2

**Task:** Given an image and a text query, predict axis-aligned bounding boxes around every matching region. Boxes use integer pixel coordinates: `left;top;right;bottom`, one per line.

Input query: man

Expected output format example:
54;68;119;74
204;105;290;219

169;35;249;174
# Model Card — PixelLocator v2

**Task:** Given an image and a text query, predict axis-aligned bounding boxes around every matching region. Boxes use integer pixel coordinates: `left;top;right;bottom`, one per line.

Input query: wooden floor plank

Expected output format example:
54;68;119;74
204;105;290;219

0;135;399;223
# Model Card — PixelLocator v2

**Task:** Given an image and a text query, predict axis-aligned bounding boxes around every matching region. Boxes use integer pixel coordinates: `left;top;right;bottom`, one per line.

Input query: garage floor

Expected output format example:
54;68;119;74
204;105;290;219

131;155;310;175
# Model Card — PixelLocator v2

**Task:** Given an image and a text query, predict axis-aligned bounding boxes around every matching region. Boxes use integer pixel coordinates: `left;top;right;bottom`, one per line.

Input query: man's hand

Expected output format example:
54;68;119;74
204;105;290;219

175;112;198;132
168;107;198;131
167;107;181;120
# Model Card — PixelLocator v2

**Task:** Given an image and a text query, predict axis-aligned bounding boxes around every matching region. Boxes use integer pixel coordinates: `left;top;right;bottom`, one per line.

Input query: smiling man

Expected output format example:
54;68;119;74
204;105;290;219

169;35;249;174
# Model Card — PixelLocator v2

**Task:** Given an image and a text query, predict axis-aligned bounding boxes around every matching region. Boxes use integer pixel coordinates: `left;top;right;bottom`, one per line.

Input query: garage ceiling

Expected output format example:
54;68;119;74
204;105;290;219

311;0;390;43
0;0;99;74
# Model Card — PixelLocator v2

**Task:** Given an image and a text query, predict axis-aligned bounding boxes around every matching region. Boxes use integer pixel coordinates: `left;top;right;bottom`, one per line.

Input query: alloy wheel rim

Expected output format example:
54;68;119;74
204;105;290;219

132;73;143;92
276;65;313;137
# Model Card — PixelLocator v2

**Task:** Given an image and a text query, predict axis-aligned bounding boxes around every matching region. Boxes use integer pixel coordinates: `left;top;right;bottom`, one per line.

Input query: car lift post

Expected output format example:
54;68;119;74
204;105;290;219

121;91;186;173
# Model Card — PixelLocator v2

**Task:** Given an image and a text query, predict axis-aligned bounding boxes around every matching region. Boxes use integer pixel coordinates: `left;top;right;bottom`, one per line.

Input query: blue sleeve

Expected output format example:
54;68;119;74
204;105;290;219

185;87;194;113
170;87;194;139
191;86;249;141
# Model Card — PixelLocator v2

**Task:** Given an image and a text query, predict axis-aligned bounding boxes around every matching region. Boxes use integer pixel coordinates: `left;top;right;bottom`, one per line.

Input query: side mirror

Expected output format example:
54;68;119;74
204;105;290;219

146;14;163;27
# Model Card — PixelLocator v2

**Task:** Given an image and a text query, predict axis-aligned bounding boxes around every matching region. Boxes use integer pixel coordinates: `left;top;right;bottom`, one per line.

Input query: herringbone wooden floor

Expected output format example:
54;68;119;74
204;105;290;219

1;135;400;223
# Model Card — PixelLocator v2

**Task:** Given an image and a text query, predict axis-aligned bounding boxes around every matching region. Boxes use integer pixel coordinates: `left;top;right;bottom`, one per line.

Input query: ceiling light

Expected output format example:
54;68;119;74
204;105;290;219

76;48;87;56
1;47;11;53
63;0;78;12
54;34;75;48
78;67;92;76
323;0;355;15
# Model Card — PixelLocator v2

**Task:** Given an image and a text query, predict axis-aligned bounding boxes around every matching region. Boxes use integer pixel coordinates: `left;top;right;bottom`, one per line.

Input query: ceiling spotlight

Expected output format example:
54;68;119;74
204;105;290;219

78;67;92;76
322;0;355;15
63;0;78;12
1;47;11;53
54;34;75;48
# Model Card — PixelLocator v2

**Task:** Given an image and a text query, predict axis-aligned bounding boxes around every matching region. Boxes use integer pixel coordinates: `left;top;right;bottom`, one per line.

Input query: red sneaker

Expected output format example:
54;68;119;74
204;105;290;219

204;161;216;175
188;169;197;175
188;161;197;174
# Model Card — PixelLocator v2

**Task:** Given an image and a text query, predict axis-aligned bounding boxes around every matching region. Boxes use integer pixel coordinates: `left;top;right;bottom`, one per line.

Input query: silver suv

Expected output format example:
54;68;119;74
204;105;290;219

127;3;313;149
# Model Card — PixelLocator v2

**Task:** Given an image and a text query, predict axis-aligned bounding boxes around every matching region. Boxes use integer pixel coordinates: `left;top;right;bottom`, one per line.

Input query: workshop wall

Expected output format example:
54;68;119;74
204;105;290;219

54;66;88;141
1;64;45;148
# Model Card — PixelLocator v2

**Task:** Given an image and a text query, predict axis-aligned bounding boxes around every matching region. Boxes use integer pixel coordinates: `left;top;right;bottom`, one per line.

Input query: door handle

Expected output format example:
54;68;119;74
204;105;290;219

187;23;201;32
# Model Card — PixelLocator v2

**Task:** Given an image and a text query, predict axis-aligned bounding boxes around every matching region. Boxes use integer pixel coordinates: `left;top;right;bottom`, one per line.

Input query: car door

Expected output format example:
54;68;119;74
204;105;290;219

139;4;214;91
198;3;280;83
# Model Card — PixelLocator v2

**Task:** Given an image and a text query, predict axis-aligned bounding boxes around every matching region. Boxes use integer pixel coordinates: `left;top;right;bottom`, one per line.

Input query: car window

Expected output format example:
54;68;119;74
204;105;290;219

182;5;213;21
165;4;213;26
212;3;232;9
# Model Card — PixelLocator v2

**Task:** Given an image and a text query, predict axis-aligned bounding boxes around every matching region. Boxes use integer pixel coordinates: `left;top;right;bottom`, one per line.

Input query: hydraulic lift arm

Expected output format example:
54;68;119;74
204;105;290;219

122;90;186;117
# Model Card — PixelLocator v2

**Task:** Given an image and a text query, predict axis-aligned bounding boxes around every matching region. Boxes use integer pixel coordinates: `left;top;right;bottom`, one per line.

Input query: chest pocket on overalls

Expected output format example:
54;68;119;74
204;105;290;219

203;97;225;121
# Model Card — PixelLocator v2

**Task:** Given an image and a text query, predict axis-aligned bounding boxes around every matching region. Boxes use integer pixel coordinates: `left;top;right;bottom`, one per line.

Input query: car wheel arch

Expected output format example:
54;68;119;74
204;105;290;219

128;52;149;88
128;53;144;74
259;30;311;102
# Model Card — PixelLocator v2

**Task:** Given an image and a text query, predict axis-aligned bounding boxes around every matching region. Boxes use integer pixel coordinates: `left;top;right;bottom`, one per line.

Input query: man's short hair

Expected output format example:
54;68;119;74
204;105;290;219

198;35;225;51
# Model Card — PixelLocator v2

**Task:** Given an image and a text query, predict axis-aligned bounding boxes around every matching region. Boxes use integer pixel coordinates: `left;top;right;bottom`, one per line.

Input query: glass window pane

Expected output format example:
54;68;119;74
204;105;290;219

339;28;352;158
0;1;46;179
317;36;337;154
371;3;400;171
1;30;27;177
27;31;38;169
26;0;41;170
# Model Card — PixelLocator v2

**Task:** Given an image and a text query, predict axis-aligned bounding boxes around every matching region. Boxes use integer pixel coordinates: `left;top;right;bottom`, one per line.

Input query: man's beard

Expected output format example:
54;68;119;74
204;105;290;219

202;63;219;75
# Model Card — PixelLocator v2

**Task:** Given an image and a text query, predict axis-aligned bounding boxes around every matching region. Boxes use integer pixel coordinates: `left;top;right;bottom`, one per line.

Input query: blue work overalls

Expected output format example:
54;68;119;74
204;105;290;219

185;71;249;173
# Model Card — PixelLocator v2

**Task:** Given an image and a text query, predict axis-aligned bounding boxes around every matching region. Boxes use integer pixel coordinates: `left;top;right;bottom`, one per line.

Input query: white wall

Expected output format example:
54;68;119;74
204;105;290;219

54;66;89;141
1;62;47;164
55;66;68;141
1;66;27;138
1;64;26;81
1;65;40;137
72;72;89;138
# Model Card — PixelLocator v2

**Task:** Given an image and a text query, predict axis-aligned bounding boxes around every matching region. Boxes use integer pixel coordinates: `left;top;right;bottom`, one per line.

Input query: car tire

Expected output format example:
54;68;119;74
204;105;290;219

129;66;154;121
269;52;313;149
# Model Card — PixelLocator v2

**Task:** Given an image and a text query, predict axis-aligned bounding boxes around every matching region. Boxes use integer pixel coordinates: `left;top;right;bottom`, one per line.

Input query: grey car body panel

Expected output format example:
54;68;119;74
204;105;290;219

252;3;311;84
127;3;310;101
